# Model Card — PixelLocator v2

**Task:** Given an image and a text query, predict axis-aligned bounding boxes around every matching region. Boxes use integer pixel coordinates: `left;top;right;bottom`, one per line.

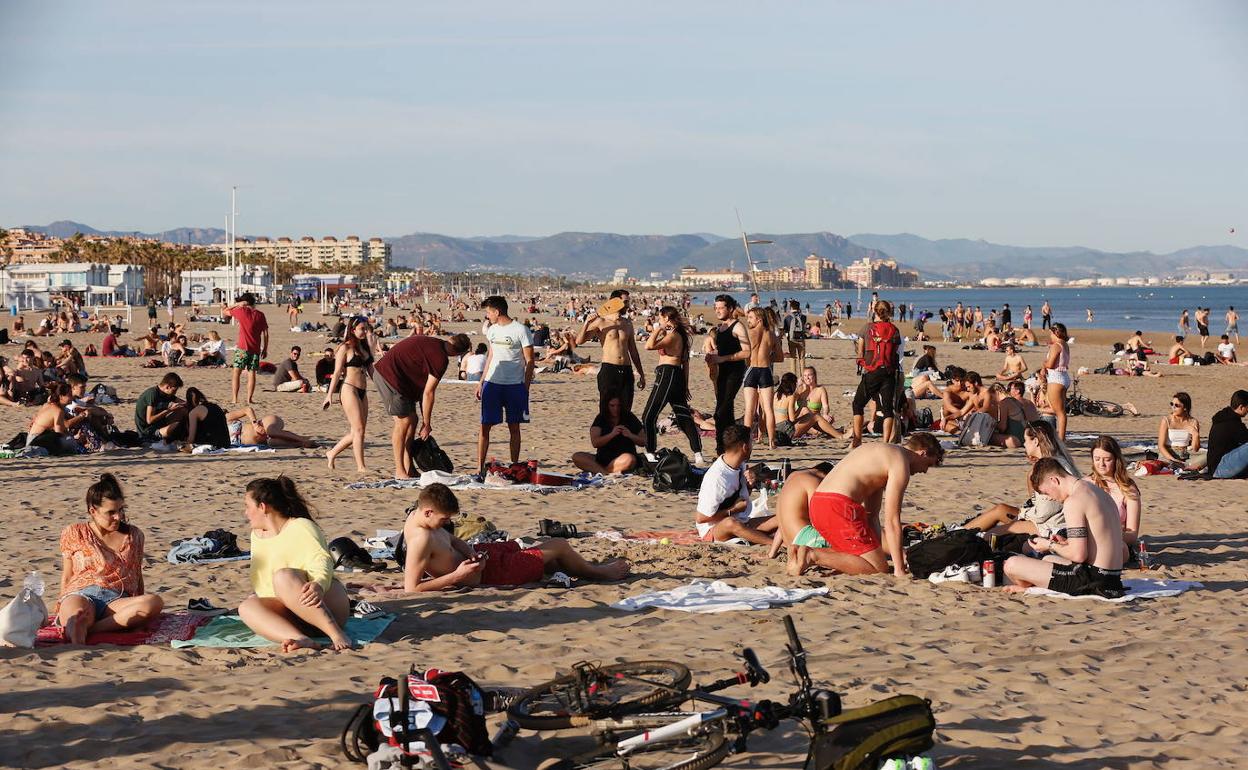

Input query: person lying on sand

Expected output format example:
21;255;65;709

695;424;777;545
786;433;944;576
238;476;354;652
1003;458;1125;598
401;483;630;590
56;473;164;644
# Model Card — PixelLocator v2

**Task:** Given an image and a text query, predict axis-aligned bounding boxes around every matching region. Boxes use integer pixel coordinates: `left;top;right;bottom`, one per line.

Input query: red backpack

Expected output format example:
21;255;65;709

860;321;900;372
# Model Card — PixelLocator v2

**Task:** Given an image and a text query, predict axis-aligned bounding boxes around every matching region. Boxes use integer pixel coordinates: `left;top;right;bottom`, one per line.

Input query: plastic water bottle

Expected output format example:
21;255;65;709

24;571;45;598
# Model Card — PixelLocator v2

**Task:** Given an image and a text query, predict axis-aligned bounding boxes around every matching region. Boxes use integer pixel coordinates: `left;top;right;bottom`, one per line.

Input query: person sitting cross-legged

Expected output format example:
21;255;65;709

694;424;777;545
572;395;645;475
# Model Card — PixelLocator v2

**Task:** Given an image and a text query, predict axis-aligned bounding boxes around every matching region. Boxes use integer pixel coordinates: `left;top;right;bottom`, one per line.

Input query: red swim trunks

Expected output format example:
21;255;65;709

473;541;546;586
808;492;881;556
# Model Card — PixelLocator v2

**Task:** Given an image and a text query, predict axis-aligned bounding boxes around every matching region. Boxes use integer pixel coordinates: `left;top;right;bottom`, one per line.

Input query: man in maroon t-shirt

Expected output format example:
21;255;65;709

221;292;270;405
373;332;472;478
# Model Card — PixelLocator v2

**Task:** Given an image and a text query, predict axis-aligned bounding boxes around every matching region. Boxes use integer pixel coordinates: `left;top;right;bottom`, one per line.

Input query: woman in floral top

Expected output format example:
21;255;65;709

57;473;163;643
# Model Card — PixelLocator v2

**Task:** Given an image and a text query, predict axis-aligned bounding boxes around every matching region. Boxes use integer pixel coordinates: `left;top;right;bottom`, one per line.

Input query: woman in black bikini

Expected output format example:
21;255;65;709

323;317;379;473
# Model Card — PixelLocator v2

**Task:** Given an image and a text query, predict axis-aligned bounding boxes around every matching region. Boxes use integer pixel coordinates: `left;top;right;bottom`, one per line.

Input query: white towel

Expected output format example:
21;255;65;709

1024;578;1202;603
190;445;276;455
612;579;828;614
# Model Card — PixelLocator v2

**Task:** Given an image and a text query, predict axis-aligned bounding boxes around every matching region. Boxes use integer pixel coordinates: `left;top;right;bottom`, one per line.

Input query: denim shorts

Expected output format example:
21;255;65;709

68;585;124;621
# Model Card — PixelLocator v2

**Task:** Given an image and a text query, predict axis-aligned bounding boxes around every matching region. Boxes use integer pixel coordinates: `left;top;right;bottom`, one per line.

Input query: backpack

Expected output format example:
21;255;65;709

905;529;992;579
408;435;453;474
651;448;701;492
340;668;492;764
957;412;996;447
860;322;900;373
787;312;807;342
813;695;936;770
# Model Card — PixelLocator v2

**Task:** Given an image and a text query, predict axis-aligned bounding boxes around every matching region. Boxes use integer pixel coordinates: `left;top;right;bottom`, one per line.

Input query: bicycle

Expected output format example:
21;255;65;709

508;615;936;770
1064;379;1124;417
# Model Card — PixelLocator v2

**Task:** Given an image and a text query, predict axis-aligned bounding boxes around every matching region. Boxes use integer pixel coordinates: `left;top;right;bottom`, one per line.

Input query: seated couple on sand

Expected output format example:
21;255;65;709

401;483;630;590
771;433;944;576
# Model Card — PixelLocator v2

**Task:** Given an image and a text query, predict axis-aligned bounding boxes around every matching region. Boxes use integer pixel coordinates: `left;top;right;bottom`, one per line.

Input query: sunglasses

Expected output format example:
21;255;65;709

1171;402;1184;408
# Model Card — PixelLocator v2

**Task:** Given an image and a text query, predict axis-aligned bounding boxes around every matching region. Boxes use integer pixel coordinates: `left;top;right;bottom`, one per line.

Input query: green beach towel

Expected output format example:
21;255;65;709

171;613;396;649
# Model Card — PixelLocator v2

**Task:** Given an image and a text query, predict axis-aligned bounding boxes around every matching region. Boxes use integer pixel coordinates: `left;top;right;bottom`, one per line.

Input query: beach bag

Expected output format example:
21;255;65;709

860;322;900;373
815;695;936;770
4;431;26;451
340;668;492;764
408;435;453;474
905;529;991;579
0;572;47;648
957;412;996;447
107;427;144;448
652;448;697;492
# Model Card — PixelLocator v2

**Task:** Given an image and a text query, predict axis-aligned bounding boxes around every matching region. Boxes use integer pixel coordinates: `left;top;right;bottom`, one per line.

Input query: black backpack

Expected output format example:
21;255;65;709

905;529;992;579
408;435;453;474
652;448;700;492
341;668;492;763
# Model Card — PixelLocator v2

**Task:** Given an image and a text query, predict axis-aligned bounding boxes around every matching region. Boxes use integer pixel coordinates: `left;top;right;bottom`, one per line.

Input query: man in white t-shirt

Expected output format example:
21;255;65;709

694;424;776;544
1216;335;1238;364
475;296;535;476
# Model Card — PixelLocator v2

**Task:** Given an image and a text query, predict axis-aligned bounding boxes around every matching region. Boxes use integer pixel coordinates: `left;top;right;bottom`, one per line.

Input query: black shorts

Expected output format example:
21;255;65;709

1197;323;1210;336
1047;563;1125;599
743;366;775;389
852;368;898;418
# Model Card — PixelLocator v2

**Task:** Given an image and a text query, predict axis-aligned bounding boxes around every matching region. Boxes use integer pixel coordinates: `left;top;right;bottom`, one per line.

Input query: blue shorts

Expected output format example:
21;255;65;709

481;381;530;425
67;585;124;621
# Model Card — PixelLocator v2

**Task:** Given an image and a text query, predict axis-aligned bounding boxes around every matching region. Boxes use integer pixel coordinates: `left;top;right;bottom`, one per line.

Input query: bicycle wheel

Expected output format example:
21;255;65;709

510;661;692;730
561;730;731;770
1086;400;1124;417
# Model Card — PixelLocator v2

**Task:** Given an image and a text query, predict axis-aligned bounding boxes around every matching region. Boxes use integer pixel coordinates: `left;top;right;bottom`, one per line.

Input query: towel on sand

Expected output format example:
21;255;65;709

346;470;609;493
613;579;828;614
595;529;706;545
37;612;207;646
170;613;396;648
191;445;275;455
1025;578;1202;603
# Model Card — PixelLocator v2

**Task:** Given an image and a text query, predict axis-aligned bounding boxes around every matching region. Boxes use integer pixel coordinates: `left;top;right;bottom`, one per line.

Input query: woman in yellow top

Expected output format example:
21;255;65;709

238;476;353;652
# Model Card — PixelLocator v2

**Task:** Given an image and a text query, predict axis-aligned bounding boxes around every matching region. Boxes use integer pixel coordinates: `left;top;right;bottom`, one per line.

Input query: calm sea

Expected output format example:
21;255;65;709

693;286;1247;335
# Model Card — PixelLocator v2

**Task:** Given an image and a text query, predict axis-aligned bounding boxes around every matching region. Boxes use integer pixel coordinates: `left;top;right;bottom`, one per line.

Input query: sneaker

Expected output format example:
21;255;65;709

693;452;706;466
644;452;658;463
928;564;980;585
351;600;386;620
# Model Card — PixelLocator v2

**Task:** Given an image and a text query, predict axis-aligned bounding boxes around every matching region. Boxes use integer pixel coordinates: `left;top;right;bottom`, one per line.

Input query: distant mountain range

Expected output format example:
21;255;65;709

15;221;1247;281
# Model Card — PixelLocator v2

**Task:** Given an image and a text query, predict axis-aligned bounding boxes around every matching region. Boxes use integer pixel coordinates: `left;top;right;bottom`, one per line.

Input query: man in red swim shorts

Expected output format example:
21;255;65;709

786;433;944;576
400;484;631;591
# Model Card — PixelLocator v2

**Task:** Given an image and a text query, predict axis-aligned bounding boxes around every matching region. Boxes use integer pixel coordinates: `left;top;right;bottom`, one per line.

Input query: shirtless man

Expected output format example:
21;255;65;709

997;343;1028;382
1003;458;1125;598
964;372;992;413
1168;336;1192;364
1226;306;1239;344
27;382;87;454
578;289;646;413
939;366;973;432
11;350;46;399
1124;330;1150;355
401;483;629;591
785;434;943;576
1196;307;1211;349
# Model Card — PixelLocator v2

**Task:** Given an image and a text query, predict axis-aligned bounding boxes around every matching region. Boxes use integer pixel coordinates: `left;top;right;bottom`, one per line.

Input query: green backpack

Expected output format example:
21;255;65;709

814;695;936;770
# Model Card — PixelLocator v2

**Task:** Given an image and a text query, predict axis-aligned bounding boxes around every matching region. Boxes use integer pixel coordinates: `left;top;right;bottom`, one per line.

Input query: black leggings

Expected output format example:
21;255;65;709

714;362;746;453
641;364;701;454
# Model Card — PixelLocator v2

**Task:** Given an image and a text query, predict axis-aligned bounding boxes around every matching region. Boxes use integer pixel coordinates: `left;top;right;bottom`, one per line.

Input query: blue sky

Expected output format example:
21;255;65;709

1;1;1244;252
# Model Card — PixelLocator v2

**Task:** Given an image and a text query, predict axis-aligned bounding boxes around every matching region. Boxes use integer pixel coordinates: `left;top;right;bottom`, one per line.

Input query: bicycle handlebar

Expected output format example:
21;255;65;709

742;648;770;685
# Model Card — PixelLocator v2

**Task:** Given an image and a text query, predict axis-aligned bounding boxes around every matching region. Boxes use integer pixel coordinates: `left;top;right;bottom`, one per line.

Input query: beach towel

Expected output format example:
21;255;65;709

595;529;706;546
36;612;207;646
612;579;828;614
190;444;276;455
346;470;611;493
1023;578;1202;603
170;613;396;648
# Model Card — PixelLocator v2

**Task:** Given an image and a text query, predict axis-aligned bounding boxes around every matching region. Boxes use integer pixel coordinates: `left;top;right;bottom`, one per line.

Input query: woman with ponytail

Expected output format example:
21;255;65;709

56;474;163;644
238;476;353;651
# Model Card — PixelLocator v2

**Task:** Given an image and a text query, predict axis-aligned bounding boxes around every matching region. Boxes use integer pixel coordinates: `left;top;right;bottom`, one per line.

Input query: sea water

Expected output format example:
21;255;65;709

695;285;1247;335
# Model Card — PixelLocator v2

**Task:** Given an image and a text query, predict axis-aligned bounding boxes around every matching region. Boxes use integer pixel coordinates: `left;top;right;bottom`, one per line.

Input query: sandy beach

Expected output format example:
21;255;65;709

2;307;1246;770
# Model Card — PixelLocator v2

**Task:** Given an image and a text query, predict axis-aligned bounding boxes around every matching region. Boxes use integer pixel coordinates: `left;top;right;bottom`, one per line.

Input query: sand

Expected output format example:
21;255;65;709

1;307;1246;769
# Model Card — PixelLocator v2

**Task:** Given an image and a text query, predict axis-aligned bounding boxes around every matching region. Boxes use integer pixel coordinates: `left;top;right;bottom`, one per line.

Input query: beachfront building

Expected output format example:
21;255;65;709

843;257;920;289
290;273;359;301
210;235;390;270
0;262;146;309
804;254;841;288
180;266;273;305
675;266;747;286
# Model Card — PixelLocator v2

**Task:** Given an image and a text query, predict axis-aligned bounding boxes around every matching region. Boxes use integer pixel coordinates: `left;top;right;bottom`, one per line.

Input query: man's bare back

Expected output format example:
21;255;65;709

1058;480;1125;570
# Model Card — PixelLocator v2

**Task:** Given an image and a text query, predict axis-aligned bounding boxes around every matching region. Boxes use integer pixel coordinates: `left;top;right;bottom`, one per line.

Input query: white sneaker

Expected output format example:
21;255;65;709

644;452;658;463
928;564;980;585
693;452;706;466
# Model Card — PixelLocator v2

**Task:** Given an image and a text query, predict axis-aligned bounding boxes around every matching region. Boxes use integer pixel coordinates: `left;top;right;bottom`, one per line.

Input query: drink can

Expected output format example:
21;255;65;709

1137;541;1150;570
982;559;996;588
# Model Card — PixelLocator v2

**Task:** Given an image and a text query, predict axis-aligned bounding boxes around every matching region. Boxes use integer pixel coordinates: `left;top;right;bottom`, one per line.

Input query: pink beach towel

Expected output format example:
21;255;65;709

36;612;208;647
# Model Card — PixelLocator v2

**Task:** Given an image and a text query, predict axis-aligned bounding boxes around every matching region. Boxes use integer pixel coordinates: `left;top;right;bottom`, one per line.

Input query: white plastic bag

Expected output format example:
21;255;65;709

0;572;48;648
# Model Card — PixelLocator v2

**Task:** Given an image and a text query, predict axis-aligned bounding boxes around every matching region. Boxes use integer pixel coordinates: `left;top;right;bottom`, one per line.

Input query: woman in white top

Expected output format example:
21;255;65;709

459;343;488;382
1042;322;1072;440
1157;391;1202;465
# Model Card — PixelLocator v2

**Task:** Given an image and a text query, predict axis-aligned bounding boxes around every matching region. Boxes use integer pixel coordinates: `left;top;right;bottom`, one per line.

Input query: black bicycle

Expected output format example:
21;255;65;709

1065;379;1125;417
509;616;935;770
